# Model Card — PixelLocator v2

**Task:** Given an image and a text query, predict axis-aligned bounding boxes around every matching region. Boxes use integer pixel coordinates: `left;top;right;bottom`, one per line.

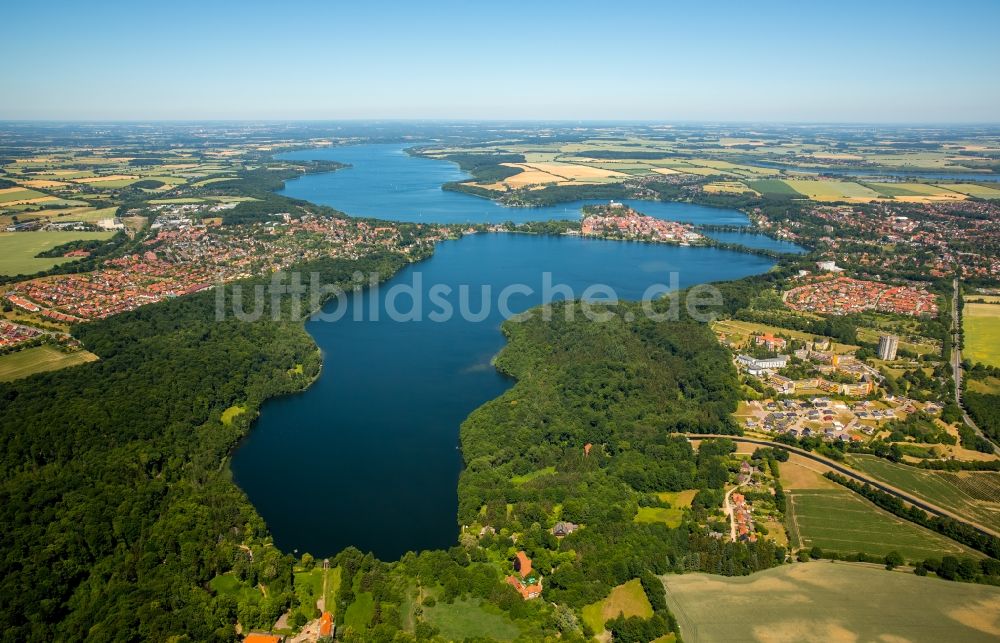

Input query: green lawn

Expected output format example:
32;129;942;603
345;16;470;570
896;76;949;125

785;486;981;561
964;303;1000;368
423;598;521;641
0;230;114;275
209;573;262;605
0;346;98;382
511;466;555;485
582;578;654;635
635;491;697;528
846;455;1000;531
221;405;247;425
664;563;1000;642
342;591;374;631
293;565;340;623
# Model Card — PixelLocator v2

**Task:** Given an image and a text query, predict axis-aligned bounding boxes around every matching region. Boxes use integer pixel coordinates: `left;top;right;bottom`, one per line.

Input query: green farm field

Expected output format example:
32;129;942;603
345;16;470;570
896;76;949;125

847;455;1000;532
0;230;114;275
937;183;1000;199
783;178;882;202
0;346;98;382
964;303;1000;367
785;486;981;561
663;563;1000;642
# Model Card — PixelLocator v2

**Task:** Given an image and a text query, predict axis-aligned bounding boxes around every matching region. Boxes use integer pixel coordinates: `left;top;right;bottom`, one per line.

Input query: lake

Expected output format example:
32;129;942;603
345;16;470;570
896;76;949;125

231;144;784;560
276;144;807;254
230;234;776;560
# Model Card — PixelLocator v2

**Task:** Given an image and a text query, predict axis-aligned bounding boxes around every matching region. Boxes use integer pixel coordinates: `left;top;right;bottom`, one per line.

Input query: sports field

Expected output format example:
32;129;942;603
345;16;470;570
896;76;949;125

963;302;1000;367
846;455;1000;533
582;579;653;635
0;230;114;275
780;459;980;560
0;345;98;382
663;563;1000;642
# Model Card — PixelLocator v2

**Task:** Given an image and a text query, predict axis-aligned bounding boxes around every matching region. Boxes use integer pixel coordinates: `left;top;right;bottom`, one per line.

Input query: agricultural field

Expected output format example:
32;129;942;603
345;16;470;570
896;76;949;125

846;455;1000;533
782;179;883;202
0;230;114;275
663;563;1000;642
702;181;759;195
0;345;98;382
938;183;1000;199
863;182;967;202
422;598;521;641
747;179;804;199
963;302;1000;367
785;483;981;561
581;579;654;636
0;187;48;203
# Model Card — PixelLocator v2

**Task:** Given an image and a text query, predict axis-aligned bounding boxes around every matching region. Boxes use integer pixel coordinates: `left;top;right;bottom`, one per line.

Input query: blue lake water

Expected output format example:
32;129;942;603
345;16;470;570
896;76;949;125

231;234;776;560
276;144;806;254
231;143;786;560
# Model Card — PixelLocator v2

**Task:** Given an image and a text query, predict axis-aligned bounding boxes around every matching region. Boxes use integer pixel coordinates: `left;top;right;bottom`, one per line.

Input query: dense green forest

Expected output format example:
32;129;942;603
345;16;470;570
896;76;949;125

0;250;413;641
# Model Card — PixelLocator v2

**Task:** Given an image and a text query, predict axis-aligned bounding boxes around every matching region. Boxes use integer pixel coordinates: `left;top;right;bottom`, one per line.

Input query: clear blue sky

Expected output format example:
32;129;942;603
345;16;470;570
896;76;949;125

2;0;998;122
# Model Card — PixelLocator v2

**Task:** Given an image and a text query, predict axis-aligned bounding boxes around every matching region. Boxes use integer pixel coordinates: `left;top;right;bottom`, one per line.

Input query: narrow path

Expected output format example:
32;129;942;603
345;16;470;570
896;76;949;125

722;487;737;541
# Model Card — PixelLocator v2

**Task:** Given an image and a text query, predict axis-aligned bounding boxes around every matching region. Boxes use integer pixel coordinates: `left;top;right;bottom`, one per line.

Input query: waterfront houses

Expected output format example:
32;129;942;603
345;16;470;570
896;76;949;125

581;202;704;245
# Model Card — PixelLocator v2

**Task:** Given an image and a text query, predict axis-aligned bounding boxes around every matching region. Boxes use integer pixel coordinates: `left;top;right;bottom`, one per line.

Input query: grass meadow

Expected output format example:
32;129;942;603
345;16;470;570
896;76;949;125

581;578;654;635
0;230;114;275
963;302;1000;367
0;346;98;382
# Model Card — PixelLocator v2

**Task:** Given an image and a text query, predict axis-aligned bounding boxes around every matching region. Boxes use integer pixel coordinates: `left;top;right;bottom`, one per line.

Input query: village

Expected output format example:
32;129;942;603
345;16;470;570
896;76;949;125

784;275;939;317
2;211;445;324
579;202;705;245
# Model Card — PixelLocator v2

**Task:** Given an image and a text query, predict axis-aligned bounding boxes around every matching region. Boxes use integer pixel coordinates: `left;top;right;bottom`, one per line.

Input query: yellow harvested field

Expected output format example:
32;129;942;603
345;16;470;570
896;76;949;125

650;167;681;175
17;179;70;188
498;164;562;187
664;564;1000;643
518;162;627;180
703;181;759;195
74;174;138;184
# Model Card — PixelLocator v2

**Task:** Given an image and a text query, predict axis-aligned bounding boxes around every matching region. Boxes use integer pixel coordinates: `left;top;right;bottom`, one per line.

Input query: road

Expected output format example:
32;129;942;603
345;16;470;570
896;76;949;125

949;278;998;454
683;433;999;538
722;486;738;541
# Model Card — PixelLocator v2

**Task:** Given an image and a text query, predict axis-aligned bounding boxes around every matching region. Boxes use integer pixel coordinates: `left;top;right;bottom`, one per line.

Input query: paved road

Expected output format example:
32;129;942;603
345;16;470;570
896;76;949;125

949;278;998;454
683;433;999;538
